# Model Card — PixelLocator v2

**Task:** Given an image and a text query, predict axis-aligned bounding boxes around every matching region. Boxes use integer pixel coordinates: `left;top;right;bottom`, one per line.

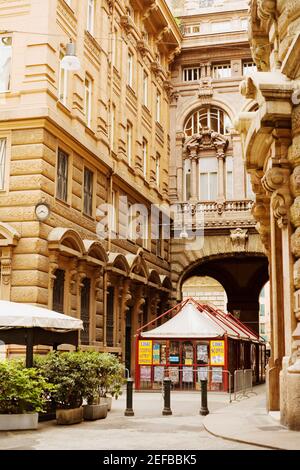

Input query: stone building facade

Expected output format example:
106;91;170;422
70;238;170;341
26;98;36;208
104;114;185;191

238;0;300;430
168;0;267;333
0;0;180;373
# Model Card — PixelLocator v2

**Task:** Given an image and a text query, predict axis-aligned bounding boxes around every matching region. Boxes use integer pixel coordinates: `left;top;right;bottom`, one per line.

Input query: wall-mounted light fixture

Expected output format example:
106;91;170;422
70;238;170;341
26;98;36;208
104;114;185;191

61;40;81;71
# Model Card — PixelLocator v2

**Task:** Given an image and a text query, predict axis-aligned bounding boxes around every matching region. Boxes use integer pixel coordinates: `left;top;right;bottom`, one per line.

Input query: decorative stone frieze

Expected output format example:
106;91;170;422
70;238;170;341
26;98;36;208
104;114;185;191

230;228;249;252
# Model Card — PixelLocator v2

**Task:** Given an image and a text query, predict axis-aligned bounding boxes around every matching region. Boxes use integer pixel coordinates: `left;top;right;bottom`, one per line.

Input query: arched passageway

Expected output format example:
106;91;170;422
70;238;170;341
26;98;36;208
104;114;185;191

179;255;269;334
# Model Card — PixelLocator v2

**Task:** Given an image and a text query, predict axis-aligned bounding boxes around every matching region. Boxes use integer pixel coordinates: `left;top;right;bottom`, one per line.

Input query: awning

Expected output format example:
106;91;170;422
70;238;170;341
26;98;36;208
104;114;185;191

0;300;83;331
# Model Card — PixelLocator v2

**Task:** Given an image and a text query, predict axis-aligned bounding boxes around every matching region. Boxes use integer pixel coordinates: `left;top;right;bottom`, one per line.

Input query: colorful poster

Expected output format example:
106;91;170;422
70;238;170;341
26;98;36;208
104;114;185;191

138;340;152;365
210;340;225;366
153;343;161;365
182;367;193;383
212;367;223;383
154;366;165;382
185;359;193;366
140;366;151;381
169;367;179;384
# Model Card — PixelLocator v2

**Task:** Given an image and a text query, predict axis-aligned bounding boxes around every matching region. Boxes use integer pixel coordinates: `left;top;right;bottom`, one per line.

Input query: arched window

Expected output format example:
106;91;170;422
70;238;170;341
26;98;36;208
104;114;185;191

80;278;91;345
184;105;232;137
53;269;65;313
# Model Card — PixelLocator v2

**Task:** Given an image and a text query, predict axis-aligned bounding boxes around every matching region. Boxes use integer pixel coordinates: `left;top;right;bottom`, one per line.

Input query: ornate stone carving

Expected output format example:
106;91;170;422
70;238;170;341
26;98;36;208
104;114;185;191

291;228;300;258
240;76;256;100
290;197;300;228
294;259;300;290
230;228;249;252
184;129;229;157
198;77;213;103
291;166;300;197
262;167;292;227
257;0;277;21
0;257;11;286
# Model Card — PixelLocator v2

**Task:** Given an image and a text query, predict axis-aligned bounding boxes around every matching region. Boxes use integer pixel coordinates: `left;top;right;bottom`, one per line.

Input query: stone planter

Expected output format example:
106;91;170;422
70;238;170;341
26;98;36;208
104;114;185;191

83;404;108;421
100;397;112;411
0;413;38;431
56;407;83;425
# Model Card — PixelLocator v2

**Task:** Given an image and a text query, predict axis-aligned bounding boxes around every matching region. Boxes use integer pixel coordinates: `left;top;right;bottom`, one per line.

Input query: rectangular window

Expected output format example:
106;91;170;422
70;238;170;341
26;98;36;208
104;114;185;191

59;52;68;105
106;286;114;347
0;138;7;191
56;148;69;202
183;67;202;82
127;51;133;87
110;103;116;150
83;168;93;216
112;27;118;68
246;172;255;199
110;189;117;234
143;71;148;107
200;157;218;201
156;89;161;123
87;0;95;35
241;18;248;30
226;156;233;200
211;21;231;33
127;121;133;166
0;36;12;93
243;61;257;76
156;153;160;187
184;159;191;200
212;63;231;79
85;76;92;127
142;138;148;179
184;24;201;35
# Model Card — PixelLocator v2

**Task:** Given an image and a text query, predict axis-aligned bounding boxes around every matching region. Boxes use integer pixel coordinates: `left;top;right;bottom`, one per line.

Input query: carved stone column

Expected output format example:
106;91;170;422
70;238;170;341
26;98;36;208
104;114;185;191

263;163;293;413
217;151;225;201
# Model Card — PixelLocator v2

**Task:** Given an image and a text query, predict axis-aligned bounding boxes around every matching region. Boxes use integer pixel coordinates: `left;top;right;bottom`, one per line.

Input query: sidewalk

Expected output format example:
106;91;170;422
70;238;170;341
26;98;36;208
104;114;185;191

203;384;300;450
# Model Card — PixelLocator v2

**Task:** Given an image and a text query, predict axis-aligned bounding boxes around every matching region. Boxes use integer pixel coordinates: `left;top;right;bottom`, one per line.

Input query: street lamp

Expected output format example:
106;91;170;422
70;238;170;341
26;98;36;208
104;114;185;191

61;40;81;71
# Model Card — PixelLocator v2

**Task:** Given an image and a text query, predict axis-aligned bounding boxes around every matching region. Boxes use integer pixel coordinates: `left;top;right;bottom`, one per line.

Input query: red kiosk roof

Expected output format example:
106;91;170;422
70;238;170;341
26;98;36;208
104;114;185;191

140;298;261;342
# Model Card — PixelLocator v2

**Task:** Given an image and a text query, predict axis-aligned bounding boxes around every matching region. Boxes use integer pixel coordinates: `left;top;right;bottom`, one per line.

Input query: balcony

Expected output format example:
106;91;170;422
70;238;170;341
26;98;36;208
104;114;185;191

173;200;255;231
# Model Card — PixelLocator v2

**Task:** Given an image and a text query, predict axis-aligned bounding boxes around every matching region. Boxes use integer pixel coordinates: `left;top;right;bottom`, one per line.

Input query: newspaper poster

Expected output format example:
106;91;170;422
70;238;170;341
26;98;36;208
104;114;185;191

212;367;223;383
140;366;151;381
169;367;179;384
197;367;208;382
154;366;164;383
182;367;193;383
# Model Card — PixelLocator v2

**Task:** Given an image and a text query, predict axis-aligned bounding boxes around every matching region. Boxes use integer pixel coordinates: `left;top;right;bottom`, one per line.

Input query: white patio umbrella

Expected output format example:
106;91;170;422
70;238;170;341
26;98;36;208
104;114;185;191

0;300;83;367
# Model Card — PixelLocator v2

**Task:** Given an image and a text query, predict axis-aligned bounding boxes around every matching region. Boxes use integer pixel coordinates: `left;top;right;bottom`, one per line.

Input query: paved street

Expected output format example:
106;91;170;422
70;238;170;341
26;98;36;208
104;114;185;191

0;391;268;450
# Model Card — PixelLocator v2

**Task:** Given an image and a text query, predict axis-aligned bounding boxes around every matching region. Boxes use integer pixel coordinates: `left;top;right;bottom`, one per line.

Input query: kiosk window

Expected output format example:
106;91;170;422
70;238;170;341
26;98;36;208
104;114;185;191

197;343;209;365
169;341;180;364
183;341;194;365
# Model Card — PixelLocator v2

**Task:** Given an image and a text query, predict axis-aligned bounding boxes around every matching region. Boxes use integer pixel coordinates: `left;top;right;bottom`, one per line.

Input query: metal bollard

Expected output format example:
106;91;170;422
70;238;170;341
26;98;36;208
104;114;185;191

200;379;209;416
124;378;134;417
162;378;172;416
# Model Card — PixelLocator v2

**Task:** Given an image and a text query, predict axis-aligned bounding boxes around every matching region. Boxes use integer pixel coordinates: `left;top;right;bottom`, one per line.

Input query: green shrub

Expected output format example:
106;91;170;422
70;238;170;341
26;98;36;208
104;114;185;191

35;351;125;408
0;361;52;414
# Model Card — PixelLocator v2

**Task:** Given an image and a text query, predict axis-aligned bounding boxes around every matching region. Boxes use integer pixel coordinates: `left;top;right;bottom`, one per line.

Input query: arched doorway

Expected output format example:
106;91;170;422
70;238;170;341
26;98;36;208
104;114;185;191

179;254;269;334
182;276;228;311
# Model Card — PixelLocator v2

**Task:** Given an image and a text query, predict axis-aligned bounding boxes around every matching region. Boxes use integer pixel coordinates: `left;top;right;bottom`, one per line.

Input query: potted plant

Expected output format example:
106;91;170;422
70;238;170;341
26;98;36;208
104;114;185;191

37;351;90;425
0;360;50;431
82;352;108;421
98;353;125;411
